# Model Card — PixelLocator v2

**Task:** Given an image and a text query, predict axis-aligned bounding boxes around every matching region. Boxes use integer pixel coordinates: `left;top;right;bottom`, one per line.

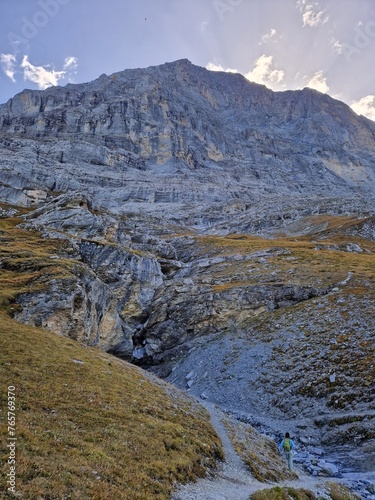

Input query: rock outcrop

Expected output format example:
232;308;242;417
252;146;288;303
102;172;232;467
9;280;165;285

15;193;163;356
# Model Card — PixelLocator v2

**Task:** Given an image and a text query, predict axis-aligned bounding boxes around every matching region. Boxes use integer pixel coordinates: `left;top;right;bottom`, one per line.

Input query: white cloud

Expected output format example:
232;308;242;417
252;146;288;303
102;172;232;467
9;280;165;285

63;56;78;71
306;70;329;93
63;56;79;82
260;28;277;44
1;53;17;82
296;0;328;27
245;55;285;87
330;37;342;54
21;56;65;89
207;56;285;91
350;95;375;121
20;55;78;89
206;62;238;73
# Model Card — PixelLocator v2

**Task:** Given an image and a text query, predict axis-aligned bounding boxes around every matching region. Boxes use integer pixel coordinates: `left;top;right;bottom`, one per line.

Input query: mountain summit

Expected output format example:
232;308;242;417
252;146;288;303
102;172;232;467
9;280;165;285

0;59;374;222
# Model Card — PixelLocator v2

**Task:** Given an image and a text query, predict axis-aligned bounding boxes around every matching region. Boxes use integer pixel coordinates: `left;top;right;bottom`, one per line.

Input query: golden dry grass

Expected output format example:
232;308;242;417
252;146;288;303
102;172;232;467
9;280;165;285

197;226;375;291
0;215;76;311
193;216;375;293
324;482;362;500
0;313;223;499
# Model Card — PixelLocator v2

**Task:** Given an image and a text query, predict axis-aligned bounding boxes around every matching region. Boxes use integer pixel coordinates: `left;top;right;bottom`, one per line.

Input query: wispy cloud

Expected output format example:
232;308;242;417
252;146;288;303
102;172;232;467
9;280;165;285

260;28;277;45
350;95;375;121
21;56;65;89
9;55;79;89
330;37;343;54
206;62;238;73
296;0;328;27
62;56;79;82
245;55;285;87
63;56;78;71
306;70;329;93
0;53;17;82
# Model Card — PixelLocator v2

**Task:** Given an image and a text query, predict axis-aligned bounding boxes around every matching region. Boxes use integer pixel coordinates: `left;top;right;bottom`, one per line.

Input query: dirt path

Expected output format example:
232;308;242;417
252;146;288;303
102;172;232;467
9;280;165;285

172;400;265;500
171;401;343;500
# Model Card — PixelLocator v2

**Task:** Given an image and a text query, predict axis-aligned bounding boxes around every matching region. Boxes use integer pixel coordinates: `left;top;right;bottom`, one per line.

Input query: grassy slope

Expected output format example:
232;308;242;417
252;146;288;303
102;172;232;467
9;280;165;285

0;213;223;499
0;212;76;313
0;314;222;499
196;216;375;292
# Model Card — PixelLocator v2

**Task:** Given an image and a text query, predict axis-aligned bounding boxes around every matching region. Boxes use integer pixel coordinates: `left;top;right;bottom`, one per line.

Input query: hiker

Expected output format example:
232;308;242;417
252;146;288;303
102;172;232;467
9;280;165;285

279;432;296;471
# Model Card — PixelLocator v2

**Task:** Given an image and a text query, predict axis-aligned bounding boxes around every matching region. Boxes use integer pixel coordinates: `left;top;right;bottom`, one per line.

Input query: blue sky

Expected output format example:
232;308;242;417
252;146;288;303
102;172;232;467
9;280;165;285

0;0;374;119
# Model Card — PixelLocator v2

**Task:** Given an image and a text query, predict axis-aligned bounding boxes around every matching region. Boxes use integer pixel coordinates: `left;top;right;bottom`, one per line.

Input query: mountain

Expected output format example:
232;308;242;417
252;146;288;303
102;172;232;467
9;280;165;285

0;59;374;492
0;59;374;222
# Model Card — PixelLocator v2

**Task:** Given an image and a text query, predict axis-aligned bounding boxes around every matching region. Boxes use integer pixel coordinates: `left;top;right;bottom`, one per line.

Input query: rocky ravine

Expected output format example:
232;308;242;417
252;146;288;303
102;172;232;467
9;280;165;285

0;60;374;490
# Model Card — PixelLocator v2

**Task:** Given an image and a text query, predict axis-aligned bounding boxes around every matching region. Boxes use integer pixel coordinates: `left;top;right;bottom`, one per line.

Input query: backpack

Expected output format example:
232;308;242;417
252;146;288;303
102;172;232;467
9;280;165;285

283;438;291;451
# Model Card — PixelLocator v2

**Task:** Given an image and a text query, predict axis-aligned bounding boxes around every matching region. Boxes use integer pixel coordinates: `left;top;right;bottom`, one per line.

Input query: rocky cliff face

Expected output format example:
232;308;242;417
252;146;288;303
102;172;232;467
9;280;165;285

0;59;374;220
0;60;374;479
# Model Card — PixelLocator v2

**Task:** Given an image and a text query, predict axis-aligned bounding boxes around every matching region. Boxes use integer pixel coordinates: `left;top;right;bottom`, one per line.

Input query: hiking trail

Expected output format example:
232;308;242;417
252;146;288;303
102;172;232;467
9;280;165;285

172;400;264;499
171;400;344;500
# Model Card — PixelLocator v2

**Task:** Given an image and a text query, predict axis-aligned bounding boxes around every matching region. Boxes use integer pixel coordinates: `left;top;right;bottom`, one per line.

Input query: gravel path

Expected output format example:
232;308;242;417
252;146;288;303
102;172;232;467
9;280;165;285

171;400;352;500
172;400;265;500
